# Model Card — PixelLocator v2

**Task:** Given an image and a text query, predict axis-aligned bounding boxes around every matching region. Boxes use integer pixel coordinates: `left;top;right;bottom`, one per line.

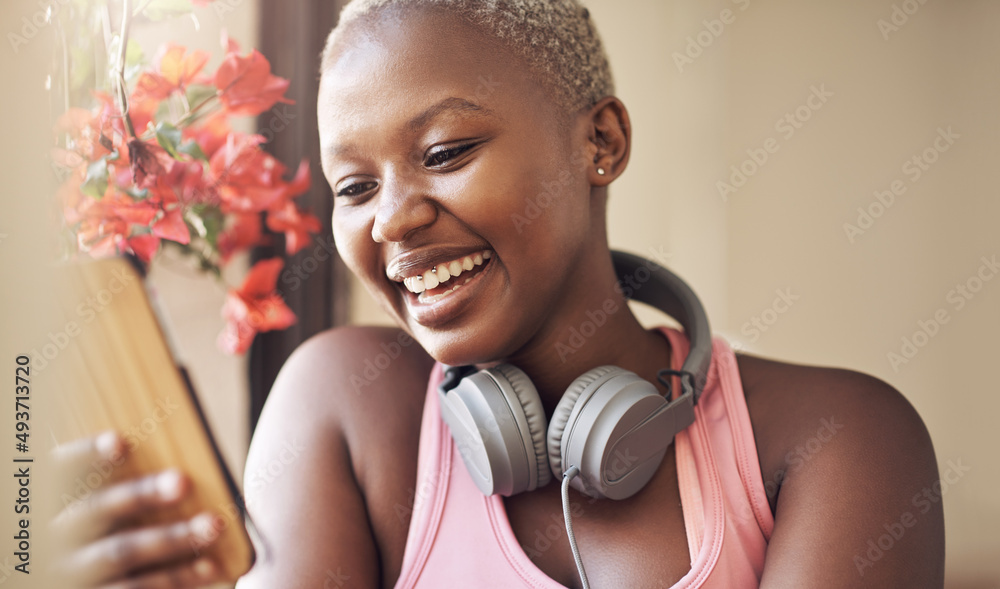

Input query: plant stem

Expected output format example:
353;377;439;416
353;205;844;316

116;0;137;139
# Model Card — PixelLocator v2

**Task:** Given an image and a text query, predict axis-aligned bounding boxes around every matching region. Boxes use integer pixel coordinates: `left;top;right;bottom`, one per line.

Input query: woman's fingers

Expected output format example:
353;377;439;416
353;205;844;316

54;431;124;471
54;470;190;542
54;432;126;491
61;513;220;587
98;557;219;589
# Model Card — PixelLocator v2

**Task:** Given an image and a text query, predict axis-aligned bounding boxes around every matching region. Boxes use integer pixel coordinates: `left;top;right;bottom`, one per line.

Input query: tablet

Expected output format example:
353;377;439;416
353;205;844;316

51;256;256;582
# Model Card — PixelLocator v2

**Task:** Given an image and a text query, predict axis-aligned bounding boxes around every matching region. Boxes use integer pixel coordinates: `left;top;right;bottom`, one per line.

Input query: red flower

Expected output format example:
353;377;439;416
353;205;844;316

157;159;216;206
64;180;163;263
152;207;191;244
183;111;231;160
218;212;263;262
134;44;211;103
266;201;320;256
209;133;288;212
126;138;174;187
218;258;296;354
214;49;293;116
54;106;114;162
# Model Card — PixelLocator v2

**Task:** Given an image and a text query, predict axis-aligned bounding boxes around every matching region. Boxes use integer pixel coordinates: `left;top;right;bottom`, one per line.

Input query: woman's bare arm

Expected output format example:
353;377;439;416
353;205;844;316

236;326;432;589
741;356;945;588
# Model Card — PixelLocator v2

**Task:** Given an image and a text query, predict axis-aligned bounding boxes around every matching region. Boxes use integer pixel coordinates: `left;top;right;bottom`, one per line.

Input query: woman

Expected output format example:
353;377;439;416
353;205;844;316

55;1;944;587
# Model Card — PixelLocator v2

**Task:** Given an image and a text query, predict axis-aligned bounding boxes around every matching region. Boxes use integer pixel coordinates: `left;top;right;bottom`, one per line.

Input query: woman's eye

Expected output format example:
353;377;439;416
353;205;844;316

336;181;378;198
424;143;475;168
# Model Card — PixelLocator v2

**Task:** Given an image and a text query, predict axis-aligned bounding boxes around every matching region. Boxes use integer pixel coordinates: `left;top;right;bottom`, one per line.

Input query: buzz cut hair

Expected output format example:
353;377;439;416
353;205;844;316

320;0;615;114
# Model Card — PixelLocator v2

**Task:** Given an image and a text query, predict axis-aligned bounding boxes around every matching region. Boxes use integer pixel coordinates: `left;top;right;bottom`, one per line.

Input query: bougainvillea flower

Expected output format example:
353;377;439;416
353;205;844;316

282;159;311;201
54;106;113;162
152;207;191;244
218;212;263;262
126;138;174;187
266;201;320;256
156;159;215;206
214;49;293;116
218;258;296;354
183;111;231;160
209;133;288;212
134;44;211;102
126;234;162;264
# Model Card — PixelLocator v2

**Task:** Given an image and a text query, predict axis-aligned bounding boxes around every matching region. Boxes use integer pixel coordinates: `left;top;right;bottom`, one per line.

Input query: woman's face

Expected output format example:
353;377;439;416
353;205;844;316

319;8;603;366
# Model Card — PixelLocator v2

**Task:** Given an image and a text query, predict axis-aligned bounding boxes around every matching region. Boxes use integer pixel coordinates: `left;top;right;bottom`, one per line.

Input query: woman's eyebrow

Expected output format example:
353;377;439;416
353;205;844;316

407;96;498;131
325;97;498;161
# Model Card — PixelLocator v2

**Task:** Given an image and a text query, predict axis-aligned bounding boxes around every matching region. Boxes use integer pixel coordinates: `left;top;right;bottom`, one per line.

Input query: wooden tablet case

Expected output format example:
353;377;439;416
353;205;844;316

51;257;255;582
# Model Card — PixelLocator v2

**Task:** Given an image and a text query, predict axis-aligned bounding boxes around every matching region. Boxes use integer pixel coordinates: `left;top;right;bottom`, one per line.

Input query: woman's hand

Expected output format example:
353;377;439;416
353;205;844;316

51;431;223;588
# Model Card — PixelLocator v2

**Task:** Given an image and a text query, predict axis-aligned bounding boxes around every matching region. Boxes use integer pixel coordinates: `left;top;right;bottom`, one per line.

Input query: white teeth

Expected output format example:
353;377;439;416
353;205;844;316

403;276;424;294
397;250;492;296
423;269;440;290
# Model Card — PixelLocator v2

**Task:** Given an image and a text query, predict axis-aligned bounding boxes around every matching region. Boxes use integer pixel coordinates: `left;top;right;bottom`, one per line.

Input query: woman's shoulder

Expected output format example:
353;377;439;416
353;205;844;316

240;325;435;589
735;353;935;506
265;324;436;458
733;353;944;585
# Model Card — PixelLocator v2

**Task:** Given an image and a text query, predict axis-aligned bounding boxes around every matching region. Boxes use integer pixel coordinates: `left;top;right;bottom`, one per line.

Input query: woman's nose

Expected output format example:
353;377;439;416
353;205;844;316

370;172;438;243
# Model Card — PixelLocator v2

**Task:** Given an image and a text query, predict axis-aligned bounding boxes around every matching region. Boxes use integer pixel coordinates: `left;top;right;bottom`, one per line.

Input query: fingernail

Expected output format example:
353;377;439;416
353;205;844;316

156;470;184;501
95;431;119;457
191;513;218;541
193;557;216;580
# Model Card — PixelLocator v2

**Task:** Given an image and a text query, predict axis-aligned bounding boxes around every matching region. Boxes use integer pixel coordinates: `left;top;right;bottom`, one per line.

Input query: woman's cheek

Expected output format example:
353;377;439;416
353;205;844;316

332;210;373;279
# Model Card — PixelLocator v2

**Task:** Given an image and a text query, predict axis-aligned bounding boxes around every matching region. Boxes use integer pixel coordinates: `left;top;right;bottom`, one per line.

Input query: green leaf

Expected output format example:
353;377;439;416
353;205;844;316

81;156;110;199
123;39;146;82
178;140;208;161
125;39;145;67
154;121;184;159
185;84;217;107
123;186;150;200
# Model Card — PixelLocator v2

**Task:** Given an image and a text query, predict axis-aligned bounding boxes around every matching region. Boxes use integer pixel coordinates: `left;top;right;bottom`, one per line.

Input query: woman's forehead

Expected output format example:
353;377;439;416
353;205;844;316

318;11;555;143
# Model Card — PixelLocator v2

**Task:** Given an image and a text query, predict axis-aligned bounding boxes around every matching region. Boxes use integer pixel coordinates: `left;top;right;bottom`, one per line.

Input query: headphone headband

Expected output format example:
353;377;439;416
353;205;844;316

611;250;712;404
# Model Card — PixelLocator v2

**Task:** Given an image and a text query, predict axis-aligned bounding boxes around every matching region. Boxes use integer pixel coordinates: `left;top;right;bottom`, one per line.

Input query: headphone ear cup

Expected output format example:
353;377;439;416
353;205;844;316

549;366;672;500
488;364;552;492
439;363;551;496
547;366;619;479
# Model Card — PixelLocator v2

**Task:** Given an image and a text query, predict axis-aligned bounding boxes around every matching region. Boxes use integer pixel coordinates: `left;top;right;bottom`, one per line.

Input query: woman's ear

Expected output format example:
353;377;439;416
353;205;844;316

585;96;632;186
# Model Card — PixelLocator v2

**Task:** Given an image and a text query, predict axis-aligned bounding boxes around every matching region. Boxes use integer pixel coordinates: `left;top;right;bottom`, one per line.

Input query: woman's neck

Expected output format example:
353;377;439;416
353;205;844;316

498;252;675;417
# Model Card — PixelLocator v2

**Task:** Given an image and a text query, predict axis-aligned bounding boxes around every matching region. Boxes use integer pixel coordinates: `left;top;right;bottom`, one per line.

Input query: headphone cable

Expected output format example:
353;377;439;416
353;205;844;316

562;466;591;589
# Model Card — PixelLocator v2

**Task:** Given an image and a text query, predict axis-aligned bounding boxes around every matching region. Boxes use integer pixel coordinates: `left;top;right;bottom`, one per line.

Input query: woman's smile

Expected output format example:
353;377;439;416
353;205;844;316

387;247;495;327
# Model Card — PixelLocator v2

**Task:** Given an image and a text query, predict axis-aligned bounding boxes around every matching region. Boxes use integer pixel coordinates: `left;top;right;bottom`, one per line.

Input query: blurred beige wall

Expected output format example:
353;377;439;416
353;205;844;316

1;2;61;584
346;0;1000;585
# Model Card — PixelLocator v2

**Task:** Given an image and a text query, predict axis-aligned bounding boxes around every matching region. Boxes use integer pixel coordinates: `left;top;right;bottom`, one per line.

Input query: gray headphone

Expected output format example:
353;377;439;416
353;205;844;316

438;250;712;501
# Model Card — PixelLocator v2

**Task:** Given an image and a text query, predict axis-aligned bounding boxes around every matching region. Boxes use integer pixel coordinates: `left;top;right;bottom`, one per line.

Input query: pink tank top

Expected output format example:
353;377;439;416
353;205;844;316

393;327;774;588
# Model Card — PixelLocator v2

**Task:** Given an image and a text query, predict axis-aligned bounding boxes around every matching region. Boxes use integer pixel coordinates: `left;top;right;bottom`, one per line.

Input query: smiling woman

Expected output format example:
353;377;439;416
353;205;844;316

235;1;944;588
46;1;947;588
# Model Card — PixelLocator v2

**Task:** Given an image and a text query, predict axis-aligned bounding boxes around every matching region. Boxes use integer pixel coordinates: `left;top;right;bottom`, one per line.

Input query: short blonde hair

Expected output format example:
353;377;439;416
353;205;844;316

320;0;615;114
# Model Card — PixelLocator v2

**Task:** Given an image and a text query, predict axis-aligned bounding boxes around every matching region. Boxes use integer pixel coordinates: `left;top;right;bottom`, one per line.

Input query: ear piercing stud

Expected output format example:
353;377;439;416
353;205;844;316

597;167;606;176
